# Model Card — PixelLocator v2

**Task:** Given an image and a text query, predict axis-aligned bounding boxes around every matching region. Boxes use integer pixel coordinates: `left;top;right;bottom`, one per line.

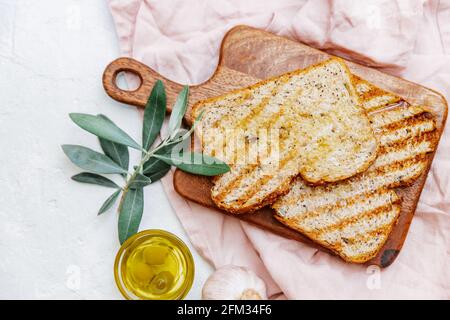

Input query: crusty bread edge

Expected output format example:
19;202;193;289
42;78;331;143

191;57;362;122
351;74;403;108
212;176;294;214
273;202;401;263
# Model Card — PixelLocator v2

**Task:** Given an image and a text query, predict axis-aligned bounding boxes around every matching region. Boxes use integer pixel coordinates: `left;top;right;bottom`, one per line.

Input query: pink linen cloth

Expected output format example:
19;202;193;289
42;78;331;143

107;0;450;299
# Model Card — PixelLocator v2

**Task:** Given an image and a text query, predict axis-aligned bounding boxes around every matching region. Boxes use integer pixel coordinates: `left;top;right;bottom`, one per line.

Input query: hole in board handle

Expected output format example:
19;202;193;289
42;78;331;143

115;70;142;92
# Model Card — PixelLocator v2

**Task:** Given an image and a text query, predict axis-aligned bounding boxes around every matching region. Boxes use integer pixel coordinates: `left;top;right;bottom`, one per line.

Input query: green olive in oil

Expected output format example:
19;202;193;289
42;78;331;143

114;230;194;300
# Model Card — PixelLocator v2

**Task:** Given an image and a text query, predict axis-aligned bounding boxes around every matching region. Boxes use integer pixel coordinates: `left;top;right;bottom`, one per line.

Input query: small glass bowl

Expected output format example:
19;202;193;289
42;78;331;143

114;229;195;300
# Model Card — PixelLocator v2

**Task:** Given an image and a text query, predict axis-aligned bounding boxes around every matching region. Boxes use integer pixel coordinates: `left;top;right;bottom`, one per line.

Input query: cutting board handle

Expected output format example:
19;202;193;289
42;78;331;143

103;57;260;125
102;57;184;111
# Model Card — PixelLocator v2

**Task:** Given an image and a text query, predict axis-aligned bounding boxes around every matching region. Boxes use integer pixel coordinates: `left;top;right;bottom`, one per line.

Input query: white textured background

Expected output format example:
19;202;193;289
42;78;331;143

0;0;213;299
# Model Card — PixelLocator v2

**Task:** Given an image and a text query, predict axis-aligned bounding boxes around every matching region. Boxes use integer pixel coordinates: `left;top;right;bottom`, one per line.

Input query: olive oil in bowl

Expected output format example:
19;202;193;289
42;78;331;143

114;230;194;300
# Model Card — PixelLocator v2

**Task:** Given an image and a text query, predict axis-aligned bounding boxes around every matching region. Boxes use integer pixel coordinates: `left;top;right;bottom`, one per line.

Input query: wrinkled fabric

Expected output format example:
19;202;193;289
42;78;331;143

107;0;450;299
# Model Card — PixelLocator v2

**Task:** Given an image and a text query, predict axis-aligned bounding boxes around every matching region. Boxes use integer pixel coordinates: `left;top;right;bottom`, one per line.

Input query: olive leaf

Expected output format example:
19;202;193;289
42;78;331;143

97;114;129;173
142;133;188;174
178;109;204;142
71;172;119;188
62;145;128;174
168;85;189;138
128;174;152;189
142;137;187;174
142;157;171;175
143;80;166;151
118;188;144;244
98;189;121;215
154;152;230;176
145;166;171;183
69;113;141;150
99;138;129;171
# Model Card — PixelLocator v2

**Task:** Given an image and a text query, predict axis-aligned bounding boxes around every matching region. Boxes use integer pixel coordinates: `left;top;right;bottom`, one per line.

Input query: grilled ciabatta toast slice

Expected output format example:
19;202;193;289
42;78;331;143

192;58;378;214
273;94;438;263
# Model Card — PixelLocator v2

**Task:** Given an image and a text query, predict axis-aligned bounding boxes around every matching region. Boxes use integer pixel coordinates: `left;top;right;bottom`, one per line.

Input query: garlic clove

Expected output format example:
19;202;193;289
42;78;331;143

201;265;268;300
240;289;263;300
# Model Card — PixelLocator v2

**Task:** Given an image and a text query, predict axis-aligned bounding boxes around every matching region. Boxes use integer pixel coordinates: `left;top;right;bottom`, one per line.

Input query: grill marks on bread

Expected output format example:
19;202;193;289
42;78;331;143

352;75;402;111
192;57;437;263
193;59;378;213
273;95;438;263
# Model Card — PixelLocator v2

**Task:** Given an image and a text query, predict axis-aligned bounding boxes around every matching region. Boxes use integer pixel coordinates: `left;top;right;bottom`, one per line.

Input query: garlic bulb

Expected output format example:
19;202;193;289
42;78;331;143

202;265;268;300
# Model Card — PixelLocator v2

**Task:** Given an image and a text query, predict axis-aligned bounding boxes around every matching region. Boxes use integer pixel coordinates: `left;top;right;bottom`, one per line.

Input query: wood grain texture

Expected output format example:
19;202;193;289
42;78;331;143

103;26;447;267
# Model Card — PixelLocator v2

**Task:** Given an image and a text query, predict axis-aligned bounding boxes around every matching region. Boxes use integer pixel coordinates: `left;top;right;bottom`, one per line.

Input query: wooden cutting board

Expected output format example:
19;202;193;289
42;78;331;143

103;26;447;268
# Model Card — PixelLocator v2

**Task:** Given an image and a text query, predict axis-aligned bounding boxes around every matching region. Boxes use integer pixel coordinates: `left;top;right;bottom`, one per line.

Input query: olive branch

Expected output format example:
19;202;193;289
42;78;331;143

62;81;229;244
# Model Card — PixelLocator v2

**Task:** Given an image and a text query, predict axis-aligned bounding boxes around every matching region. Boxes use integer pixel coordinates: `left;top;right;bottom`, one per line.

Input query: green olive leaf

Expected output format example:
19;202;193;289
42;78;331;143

118;188;144;244
128;174;152;189
97;115;129;173
142;130;189;175
98;189;121;215
168;85;189;138
153;152;230;176
69;113;141;150
144;166;171;183
143;80;166;151
143;137;187;174
62;145;128;174
71;172;119;188
142;157;171;175
184;109;203;137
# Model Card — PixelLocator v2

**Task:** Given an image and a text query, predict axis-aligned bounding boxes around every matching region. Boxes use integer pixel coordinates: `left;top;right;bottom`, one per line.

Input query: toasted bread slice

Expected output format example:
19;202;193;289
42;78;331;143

192;58;378;213
351;75;402;111
273;99;438;262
